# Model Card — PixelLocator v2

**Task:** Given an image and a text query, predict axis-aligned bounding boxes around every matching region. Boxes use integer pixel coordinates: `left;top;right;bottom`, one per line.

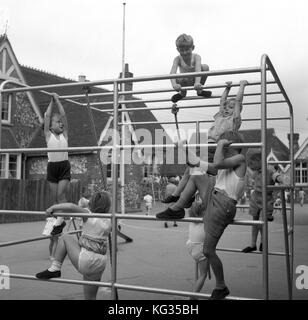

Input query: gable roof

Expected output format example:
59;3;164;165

284;137;308;172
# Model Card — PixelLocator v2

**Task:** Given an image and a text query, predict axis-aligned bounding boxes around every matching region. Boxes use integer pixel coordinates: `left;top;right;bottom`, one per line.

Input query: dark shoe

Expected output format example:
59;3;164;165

184;196;195;208
161;195;180;204
173;222;178;227
164;222;168;228
197;90;212;98
36;269;61;279
156;208;185;220
267;214;274;222
259;243;263;252
242;246;257;253
171;93;185;103
51;221;66;236
210;287;230;300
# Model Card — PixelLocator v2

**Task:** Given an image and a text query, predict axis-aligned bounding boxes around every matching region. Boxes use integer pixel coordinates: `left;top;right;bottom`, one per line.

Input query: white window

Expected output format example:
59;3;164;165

0;154;21;179
1;94;12;123
106;151;120;179
295;162;308;184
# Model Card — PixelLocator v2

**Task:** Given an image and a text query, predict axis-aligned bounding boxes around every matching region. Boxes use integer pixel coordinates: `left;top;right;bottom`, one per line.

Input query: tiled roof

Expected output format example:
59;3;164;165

189;128;289;161
20;66;165;150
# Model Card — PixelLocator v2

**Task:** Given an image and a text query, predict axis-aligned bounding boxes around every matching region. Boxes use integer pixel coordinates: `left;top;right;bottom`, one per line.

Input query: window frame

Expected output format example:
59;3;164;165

1;93;12;124
0;153;22;179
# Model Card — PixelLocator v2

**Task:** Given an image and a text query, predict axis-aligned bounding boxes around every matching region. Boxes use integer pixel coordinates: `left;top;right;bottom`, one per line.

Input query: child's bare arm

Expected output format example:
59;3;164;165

194;54;202;91
214;139;245;169
220;82;232;112
170;56;181;91
52;93;68;136
234;80;248;118
44;98;54;139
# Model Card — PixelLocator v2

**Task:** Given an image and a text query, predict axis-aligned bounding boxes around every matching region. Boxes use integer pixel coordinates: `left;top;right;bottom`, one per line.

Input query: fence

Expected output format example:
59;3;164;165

0;179;81;223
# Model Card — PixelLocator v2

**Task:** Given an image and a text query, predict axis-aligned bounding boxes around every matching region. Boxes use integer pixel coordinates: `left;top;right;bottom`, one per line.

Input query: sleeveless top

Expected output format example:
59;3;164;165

47;132;68;162
214;168;245;201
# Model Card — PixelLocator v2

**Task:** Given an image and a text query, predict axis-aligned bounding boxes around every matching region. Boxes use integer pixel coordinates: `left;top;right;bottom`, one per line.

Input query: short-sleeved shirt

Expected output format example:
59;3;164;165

299;190;305;198
208;112;242;142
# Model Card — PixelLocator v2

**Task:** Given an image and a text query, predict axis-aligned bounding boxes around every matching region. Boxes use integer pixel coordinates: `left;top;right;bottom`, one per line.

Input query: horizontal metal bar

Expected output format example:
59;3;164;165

60;80;277;99
0;210;264;226
0;67;262;94
0;142;263;154
267;185;294;190
82;91;282;107
0;230;81;248
119;116;291;126
99;100;288;113
216;247;290;257
268;161;291;164
1;273;111;288
115;283;257;300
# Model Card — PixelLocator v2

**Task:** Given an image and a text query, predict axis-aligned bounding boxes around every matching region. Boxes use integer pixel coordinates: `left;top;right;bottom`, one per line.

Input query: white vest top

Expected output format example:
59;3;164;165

47;132;68;162
215;168;245;201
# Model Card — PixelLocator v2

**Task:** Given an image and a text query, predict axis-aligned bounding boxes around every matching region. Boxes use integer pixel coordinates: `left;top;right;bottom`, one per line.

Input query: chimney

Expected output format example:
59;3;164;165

119;63;133;95
78;74;86;82
287;133;299;154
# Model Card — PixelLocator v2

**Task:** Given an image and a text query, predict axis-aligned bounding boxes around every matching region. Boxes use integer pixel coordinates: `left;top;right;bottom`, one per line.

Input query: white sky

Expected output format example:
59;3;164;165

1;0;308;146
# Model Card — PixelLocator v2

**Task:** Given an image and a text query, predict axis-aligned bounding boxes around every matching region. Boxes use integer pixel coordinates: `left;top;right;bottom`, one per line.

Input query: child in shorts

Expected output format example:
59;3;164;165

170;33;212;103
242;149;285;253
36;191;112;300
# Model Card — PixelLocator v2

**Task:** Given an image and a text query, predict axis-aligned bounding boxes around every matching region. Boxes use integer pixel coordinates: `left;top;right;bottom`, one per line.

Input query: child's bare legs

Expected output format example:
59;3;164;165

83;275;101;300
173;167;190;196
197;64;212;98
203;234;226;291
190;259;209;299
242;215;262;252
54;179;70;226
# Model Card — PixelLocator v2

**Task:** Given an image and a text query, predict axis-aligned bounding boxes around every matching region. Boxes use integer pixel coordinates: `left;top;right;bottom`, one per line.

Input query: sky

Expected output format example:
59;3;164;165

1;0;308;146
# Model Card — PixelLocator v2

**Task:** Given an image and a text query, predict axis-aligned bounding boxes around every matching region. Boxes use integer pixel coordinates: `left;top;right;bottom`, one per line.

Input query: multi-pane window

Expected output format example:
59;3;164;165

295;162;308;184
1;94;12;122
0;154;21;179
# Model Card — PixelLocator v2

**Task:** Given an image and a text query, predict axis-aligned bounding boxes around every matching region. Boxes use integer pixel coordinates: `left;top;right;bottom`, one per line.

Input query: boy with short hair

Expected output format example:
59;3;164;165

170;33;212;103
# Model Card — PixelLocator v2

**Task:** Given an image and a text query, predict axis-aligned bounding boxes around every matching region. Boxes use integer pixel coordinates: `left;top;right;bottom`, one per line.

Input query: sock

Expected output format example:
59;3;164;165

48;260;62;272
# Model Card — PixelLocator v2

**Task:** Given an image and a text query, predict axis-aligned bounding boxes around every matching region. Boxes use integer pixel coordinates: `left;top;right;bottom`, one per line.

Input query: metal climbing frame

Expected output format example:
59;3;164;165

0;54;294;300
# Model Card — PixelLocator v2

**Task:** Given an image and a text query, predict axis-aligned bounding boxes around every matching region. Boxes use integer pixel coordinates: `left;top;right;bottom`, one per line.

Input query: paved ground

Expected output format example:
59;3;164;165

0;202;308;300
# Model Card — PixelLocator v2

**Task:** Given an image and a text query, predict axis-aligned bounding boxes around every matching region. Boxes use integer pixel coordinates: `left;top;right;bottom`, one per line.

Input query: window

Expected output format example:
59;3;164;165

0;154;21;179
295;162;308;184
1;94;12;123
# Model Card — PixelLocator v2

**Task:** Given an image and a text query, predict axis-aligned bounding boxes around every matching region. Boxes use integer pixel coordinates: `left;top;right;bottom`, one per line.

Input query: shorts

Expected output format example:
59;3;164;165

186;240;206;262
145;203;152;210
249;191;274;219
78;248;107;280
176;78;194;87
47;160;71;183
203;189;237;240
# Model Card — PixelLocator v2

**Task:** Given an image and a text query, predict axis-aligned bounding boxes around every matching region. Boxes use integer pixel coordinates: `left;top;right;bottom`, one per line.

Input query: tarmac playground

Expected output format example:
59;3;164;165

0;202;308;300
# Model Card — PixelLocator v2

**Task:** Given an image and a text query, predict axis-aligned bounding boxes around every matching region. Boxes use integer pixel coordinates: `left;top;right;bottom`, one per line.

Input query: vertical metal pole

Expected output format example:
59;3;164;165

261;55;269;300
0;89;2;149
120;2;127;216
289;113;295;299
280;190;292;299
111;81;119;300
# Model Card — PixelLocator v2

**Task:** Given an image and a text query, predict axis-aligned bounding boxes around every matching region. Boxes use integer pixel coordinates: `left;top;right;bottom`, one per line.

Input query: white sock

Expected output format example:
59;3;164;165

48;260;62;272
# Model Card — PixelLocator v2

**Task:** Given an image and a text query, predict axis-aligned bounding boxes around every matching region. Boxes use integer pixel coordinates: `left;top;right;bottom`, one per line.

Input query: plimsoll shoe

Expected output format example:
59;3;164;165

51;221;66;236
210;287;230;300
161;195;180;204
197;90;212;98
35;269;61;279
156;208;185;220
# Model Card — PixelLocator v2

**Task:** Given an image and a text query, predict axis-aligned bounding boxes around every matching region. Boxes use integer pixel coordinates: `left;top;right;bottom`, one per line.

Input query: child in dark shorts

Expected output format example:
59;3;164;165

43;93;71;260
